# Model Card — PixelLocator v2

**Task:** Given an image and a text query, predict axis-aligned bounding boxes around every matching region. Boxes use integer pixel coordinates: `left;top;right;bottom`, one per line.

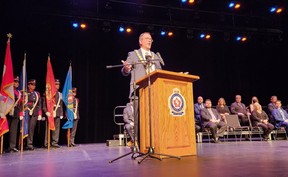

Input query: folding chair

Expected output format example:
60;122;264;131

225;115;250;141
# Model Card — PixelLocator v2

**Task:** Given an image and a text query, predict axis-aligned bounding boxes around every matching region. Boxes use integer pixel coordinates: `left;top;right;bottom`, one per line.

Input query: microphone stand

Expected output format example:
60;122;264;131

108;61;144;163
134;59;180;164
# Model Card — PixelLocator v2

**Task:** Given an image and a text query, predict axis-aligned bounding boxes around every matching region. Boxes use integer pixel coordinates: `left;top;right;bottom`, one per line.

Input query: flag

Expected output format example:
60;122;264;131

0;35;14;136
45;56;56;130
19;53;28;139
62;65;74;129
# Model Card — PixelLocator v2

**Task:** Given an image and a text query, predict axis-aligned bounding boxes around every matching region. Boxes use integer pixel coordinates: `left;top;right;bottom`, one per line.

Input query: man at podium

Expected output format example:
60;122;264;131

121;32;163;99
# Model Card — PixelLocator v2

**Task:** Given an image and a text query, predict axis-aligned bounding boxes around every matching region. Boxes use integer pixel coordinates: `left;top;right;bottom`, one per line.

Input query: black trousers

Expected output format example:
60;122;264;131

70;119;79;144
44;117;61;146
27;116;38;148
7;116;19;149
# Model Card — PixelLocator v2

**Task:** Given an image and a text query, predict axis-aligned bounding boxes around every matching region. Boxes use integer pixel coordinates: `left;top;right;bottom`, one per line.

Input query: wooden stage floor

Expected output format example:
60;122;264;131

0;141;287;177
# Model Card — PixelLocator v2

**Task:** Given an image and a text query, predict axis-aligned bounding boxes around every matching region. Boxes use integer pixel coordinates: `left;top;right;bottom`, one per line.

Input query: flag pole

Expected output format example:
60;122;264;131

47;121;50;150
20;52;26;152
67;128;71;147
0;136;3;154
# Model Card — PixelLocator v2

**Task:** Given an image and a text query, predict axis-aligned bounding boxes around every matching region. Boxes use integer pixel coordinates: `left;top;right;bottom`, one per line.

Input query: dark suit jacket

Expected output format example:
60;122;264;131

121;49;162;98
272;108;288;128
200;108;222;127
194;103;204;123
123;103;134;124
230;102;247;115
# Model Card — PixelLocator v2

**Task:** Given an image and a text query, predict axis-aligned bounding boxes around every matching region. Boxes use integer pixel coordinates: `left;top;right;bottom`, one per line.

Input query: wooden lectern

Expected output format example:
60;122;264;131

136;70;200;158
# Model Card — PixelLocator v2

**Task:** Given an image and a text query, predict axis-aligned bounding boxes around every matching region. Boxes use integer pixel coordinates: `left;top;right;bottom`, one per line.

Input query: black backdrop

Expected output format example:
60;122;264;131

1;1;288;144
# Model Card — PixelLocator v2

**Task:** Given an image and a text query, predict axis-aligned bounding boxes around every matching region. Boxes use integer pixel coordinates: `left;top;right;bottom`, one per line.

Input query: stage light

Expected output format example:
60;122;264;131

72;23;79;28
181;0;187;3
241;37;247;42
228;2;241;9
205;34;211;39
199;33;211;40
126;27;132;33
80;23;87;29
270;7;283;14
160;31;166;36
235;36;248;42
200;34;205;38
119;26;125;32
188;0;195;4
167;31;174;37
236;36;241;41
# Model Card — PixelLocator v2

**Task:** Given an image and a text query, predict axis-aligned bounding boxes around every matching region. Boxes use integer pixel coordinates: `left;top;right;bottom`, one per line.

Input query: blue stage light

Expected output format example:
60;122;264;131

72;23;79;28
160;31;166;36
228;2;235;8
270;7;276;13
200;34;205;38
236;36;241;41
119;26;125;32
181;0;187;3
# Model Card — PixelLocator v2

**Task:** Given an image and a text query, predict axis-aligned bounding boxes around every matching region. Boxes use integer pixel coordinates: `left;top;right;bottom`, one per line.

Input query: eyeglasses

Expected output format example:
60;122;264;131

143;37;153;42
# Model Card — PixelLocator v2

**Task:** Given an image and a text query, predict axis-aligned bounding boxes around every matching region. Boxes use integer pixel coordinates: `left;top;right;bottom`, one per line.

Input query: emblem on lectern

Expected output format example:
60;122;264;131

168;88;186;116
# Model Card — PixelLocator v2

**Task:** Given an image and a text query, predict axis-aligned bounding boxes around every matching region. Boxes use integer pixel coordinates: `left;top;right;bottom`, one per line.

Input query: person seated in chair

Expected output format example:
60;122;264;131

271;100;288;136
194;96;204;132
230;95;251;126
123;98;136;147
201;99;227;143
251;103;274;141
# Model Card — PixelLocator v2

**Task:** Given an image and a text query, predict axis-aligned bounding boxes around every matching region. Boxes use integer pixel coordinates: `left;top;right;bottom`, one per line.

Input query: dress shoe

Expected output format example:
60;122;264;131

10;148;19;152
27;147;34;150
51;144;61;148
70;143;76;147
126;141;134;147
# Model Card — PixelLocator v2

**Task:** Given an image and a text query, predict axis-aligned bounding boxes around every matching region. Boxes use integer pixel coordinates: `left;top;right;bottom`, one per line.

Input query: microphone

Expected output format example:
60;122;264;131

156;52;165;66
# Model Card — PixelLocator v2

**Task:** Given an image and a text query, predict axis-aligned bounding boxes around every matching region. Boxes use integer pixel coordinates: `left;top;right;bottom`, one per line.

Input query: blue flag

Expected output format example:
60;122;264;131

62;65;74;129
19;54;29;139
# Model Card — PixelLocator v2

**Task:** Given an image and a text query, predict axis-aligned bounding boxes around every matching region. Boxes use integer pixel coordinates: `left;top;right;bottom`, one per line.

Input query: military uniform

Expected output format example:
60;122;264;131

70;87;80;147
26;79;42;150
43;79;63;148
6;76;23;152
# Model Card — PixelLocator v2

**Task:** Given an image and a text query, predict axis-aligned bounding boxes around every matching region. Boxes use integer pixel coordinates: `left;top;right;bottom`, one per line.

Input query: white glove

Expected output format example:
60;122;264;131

60;116;63;119
37;115;42;121
130;122;134;126
74;113;77;119
46;112;51;117
19;116;24;120
41;117;46;121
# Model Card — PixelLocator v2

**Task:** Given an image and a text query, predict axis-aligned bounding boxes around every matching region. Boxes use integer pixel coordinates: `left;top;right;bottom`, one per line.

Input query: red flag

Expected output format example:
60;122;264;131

0;35;14;136
45;56;56;130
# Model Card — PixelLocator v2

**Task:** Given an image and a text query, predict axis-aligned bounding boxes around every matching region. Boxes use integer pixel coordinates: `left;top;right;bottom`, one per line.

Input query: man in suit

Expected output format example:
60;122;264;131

26;79;42;150
201;99;227;143
121;32;163;99
123;98;136;147
267;95;277;123
43;79;63;148
194;96;204;132
230;95;251;126
121;32;163;147
271;100;288;135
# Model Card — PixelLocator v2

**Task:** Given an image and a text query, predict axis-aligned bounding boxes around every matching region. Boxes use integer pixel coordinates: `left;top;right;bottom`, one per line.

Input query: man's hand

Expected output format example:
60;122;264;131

19;116;23;120
130;122;134;126
37;115;42;121
122;60;132;73
46;112;51;117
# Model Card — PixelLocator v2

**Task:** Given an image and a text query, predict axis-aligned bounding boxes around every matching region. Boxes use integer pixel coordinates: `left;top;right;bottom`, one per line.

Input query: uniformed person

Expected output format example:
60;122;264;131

43;79;63;148
6;76;23;152
70;87;80;147
26;79;42;150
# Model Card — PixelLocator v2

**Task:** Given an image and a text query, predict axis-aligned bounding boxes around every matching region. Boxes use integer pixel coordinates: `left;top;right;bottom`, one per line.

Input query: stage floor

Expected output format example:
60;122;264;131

0;141;287;177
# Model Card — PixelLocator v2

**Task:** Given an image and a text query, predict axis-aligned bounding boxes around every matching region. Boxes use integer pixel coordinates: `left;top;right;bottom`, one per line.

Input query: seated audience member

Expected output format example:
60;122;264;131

200;99;227;143
267;95;277;121
249;96;259;113
123;98;136;147
216;97;231;121
251;103;274;141
271;100;288;135
194;96;204;131
230;95;251;126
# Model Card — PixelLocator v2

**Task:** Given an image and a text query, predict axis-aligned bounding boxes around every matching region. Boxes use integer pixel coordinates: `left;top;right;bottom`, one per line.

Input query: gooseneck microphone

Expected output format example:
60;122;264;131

156;52;165;66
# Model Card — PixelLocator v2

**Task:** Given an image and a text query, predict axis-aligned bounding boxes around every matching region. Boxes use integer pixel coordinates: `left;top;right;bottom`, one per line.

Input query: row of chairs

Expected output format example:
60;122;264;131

198;114;288;143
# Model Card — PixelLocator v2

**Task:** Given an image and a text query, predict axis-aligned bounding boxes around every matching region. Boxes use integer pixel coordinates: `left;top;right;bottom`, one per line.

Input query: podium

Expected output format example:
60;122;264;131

136;70;200;157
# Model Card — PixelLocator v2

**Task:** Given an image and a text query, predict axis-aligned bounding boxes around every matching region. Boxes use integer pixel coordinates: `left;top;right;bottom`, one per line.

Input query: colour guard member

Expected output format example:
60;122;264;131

26;79;42;150
70;87;79;147
43;79;63;148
